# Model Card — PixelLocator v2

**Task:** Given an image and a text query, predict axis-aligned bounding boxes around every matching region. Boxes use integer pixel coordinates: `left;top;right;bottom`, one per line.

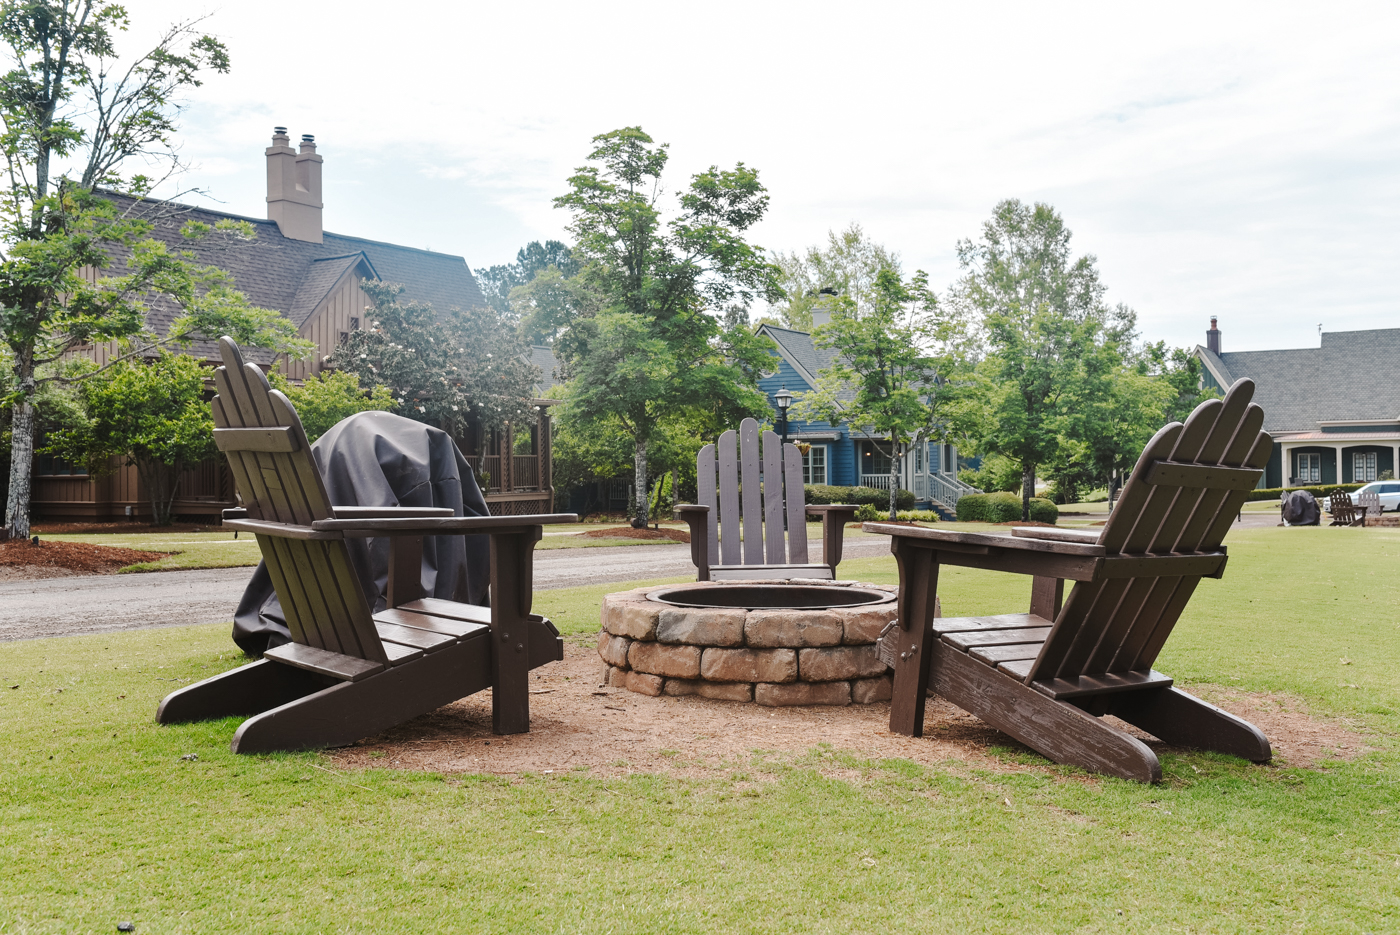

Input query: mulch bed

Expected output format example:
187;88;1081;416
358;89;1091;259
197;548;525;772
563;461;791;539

0;539;169;576
849;520;933;529
30;522;221;535
992;520;1058;527
578;526;690;543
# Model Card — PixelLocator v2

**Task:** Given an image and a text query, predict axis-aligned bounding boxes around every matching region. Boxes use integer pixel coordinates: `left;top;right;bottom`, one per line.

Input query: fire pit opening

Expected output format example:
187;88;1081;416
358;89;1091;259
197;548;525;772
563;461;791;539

647;583;895;610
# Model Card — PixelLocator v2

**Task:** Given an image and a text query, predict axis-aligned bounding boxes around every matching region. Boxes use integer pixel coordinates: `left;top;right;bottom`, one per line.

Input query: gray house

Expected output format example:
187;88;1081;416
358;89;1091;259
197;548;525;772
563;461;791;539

1195;318;1399;488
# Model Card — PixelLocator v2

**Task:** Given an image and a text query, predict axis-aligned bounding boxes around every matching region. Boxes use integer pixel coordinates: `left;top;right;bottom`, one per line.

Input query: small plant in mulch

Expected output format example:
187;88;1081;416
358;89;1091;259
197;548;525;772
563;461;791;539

0;539;169;574
578;526;690;543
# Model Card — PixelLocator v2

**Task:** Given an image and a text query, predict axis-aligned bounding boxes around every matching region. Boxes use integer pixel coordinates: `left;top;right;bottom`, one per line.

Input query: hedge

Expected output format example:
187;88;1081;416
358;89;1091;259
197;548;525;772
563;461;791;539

956;491;1059;524
1247;483;1364;502
805;485;915;511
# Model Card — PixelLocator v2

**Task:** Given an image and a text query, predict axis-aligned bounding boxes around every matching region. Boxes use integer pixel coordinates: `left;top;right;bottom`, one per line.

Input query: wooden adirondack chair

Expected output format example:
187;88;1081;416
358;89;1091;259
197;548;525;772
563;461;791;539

1358;490;1382;519
673;418;857;580
156;338;577;753
870;379;1273;782
1328;491;1366;527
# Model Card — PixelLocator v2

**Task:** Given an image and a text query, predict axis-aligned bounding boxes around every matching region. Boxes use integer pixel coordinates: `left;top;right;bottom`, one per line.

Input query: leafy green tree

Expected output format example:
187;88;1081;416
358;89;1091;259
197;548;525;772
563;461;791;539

269;369;394;442
327;279;537;438
767;223;902;330
792;268;959;521
48;351;213;525
551;127;783;528
949;199;1133;521
476;239;578;322
0;1;307;539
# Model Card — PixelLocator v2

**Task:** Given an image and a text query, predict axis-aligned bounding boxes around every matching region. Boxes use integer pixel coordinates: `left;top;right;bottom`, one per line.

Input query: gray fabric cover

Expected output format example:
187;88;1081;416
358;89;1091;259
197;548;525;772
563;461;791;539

232;411;490;655
1281;490;1320;526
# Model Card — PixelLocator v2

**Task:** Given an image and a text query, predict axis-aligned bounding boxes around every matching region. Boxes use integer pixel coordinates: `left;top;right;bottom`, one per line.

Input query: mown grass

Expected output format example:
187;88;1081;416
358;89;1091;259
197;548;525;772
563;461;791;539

2;526;1397;933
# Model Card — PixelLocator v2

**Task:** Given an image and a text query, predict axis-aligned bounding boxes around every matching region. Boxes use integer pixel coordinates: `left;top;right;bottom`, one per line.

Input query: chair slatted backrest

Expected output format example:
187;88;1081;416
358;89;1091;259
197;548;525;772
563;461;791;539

697;417;810;568
212;338;388;665
1024;379;1271;685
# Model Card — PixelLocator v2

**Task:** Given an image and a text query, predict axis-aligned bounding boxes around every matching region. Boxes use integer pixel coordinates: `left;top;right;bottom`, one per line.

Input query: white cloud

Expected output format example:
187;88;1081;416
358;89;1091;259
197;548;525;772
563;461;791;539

128;0;1399;352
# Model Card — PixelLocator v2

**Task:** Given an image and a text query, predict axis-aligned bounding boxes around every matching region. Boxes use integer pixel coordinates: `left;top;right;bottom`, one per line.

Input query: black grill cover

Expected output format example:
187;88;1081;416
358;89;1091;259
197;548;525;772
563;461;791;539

231;410;490;655
1281;490;1320;526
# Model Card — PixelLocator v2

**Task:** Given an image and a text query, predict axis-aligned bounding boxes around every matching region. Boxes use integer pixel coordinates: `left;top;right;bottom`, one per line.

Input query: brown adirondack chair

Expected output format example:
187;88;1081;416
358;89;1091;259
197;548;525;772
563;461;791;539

870;379;1273;782
156;338;577;753
1328;491;1365;527
674;418;857;580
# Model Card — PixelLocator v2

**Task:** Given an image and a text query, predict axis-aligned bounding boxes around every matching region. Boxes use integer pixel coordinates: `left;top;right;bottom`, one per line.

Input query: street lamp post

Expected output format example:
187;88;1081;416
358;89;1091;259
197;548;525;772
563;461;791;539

774;386;793;447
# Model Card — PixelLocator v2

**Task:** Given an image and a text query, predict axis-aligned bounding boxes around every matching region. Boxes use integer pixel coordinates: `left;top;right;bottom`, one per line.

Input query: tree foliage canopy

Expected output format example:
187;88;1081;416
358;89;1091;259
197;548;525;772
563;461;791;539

548;127;783;526
326;279;537;439
47;350;213;525
0;1;306;537
767;223;902;330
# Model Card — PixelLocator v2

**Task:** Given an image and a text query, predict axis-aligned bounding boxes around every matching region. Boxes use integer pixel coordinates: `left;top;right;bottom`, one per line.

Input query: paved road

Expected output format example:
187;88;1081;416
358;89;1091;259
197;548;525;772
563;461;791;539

0;537;896;642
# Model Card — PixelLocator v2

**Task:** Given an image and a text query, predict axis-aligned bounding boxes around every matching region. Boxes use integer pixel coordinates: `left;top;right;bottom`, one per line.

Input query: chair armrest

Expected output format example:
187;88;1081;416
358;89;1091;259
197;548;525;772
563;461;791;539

805;504;859;517
812;505;858;571
331;506;454;519
222;508;248;520
673;504;710;580
309;513;578;535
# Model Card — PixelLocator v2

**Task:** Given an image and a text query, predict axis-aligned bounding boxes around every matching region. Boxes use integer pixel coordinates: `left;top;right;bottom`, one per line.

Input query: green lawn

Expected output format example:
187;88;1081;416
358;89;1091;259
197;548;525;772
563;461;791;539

2;526;1397;932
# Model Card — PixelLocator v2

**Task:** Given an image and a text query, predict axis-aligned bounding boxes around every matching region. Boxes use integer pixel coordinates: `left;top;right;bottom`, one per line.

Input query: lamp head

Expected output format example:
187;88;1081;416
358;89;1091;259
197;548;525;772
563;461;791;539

774;386;793;412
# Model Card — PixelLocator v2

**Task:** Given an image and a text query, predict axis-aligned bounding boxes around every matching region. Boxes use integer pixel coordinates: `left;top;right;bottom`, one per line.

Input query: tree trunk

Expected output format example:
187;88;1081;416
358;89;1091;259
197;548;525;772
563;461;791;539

4;392;36;540
632;439;648;529
136;457;180;526
1021;464;1036;522
889;444;900;521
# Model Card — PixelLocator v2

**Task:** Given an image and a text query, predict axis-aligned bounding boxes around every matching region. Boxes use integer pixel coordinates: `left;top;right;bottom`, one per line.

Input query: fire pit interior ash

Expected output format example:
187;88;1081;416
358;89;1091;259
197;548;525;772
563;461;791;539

599;579;909;708
647;583;894;610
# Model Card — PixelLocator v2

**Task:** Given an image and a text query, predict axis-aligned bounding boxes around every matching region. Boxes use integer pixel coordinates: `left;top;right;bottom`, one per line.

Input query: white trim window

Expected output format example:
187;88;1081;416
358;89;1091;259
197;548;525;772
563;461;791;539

802;444;828;485
1296;453;1321;483
1354;451;1378;483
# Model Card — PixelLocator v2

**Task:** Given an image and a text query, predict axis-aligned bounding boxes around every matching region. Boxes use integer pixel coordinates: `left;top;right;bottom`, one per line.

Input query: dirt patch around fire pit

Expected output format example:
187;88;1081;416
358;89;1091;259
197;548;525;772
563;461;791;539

327;640;1372;779
0;539;170;579
579;525;690;543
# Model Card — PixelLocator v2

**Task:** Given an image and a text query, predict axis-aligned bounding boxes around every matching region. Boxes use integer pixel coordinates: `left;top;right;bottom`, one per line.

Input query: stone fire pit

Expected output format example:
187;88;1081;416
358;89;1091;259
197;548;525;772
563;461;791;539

597;579;899;706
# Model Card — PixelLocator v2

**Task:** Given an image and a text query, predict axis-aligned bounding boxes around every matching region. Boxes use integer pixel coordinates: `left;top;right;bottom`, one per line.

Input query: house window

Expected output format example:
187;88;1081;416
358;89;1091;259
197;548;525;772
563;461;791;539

1296;453;1320;483
861;444;891;479
802;445;827;486
349;317;359;330
1353;452;1378;483
914;445;924;473
36;454;87;477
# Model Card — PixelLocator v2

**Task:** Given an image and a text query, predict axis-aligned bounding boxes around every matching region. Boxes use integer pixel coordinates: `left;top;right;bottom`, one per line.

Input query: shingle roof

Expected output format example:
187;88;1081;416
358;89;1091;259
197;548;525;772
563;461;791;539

757;324;853;402
289;254;369;327
1199;327;1400;432
529;345;561;395
94;191;487;362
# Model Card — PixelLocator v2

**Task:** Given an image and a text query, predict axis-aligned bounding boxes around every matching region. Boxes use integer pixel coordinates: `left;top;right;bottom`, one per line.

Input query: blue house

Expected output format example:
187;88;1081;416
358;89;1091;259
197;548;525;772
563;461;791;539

754;312;975;516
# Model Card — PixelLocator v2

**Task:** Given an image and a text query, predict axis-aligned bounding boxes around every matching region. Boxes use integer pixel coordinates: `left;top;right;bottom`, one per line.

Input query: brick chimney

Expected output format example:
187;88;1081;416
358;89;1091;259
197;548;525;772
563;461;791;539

1206;315;1221;354
266;127;323;243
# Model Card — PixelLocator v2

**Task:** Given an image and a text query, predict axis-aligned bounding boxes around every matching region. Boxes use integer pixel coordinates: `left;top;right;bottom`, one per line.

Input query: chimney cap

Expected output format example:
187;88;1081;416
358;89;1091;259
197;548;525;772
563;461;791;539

301;134;315;142
1210;316;1218;328
273;126;287;133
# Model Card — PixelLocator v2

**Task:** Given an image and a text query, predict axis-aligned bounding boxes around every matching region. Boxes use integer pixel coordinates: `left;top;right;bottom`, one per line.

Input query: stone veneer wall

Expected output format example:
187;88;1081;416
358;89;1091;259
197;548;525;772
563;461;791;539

597;580;899;707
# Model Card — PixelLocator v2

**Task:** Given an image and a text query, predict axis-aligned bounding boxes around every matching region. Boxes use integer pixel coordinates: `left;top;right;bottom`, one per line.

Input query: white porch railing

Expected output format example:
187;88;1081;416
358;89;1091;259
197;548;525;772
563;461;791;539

860;474;893;489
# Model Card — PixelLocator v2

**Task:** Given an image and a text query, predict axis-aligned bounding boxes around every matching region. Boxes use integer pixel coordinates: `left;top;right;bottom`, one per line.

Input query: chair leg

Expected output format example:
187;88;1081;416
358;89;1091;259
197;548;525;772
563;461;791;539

156;659;325;724
231;631;493;754
1110;687;1271;763
929;646;1162;783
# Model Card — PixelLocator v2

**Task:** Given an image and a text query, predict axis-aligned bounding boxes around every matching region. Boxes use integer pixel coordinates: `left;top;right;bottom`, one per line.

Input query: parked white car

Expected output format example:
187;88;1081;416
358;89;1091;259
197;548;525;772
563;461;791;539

1354;480;1400;512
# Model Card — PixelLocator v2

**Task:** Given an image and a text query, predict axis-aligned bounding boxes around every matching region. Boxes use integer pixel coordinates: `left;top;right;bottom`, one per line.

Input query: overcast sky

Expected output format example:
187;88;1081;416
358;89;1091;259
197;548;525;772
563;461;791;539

129;0;1398;353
